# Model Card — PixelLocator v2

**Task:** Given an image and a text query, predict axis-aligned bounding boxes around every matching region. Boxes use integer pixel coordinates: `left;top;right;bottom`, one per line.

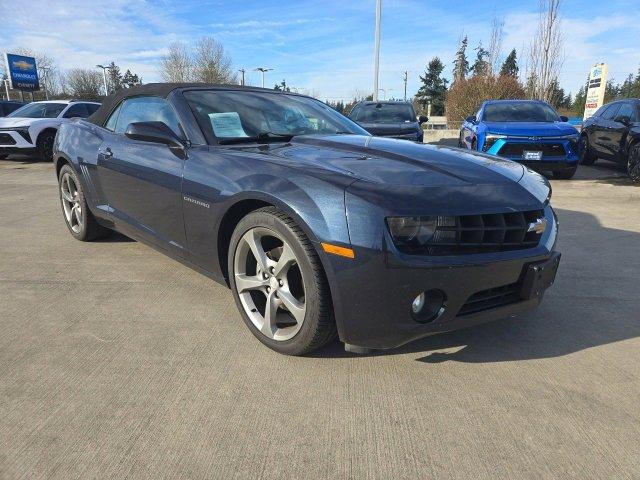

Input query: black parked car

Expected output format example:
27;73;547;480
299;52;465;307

0;101;25;117
53;83;560;355
349;101;426;142
580;98;640;182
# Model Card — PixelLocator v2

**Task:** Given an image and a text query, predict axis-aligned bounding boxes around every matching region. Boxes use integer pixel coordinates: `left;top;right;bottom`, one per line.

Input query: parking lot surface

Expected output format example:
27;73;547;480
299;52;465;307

1;157;639;479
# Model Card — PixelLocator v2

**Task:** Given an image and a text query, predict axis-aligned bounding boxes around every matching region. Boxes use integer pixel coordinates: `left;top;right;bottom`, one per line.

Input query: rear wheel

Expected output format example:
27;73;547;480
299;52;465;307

58;164;112;241
627;144;640;184
579;134;596;165
228;207;335;355
553;164;578;180
37;130;56;162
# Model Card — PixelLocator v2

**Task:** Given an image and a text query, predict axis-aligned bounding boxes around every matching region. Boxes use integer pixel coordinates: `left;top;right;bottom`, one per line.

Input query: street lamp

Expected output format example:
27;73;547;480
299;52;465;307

254;67;273;88
238;68;246;86
95;64;109;96
372;0;382;101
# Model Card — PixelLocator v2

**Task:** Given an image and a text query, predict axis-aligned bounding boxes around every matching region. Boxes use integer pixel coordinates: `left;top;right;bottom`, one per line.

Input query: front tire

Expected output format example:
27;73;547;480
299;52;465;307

58;164;112;241
553;164;578;180
628;144;640;184
579;134;596;165
228;207;335;355
37;130;56;162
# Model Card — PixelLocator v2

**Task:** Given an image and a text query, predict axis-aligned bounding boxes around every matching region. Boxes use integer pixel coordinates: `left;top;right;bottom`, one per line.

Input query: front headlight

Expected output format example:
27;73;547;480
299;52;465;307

483;133;507;151
386;216;456;250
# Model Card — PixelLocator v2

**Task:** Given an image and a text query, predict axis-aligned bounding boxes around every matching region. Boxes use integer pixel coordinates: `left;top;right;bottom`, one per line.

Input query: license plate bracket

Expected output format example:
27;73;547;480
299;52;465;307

523;150;543;160
520;252;561;299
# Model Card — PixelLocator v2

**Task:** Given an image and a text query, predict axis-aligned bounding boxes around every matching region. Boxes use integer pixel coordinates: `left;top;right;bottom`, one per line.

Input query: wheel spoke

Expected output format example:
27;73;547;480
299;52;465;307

72;205;81;226
244;230;270;271
235;273;268;293
61;188;73;202
273;243;296;277
261;292;279;338
278;289;305;323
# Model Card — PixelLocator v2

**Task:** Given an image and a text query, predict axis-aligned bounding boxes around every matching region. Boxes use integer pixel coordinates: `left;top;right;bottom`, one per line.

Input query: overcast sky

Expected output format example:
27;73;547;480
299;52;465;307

1;0;638;101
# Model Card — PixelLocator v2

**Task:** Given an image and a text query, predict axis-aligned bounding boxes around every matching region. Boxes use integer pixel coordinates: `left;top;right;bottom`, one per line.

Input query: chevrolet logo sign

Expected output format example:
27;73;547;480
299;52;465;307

12;60;34;71
528;136;540;141
527;218;548;234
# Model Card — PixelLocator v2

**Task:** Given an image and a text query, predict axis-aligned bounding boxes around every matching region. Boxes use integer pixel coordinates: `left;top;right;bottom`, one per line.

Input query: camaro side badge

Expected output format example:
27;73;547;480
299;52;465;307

527;217;547;234
183;196;210;209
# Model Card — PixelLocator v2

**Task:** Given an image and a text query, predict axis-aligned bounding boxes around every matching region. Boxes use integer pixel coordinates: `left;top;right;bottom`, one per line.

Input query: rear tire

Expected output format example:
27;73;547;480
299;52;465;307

579;134;596;165
228;206;335;355
37;130;56;162
58;164;112;241
553;164;578;180
627;144;640;184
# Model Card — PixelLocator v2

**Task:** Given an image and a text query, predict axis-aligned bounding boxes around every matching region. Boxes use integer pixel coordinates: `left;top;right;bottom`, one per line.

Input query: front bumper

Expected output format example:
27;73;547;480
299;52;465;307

485;137;579;169
0;129;35;152
323;205;559;350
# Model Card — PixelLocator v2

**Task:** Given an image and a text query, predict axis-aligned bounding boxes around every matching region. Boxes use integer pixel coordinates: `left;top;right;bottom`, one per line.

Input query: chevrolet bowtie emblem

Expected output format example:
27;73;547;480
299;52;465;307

527;218;547;234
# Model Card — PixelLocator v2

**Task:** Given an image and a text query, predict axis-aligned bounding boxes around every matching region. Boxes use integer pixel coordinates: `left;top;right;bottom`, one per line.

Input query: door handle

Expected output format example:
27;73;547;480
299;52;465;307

103;147;113;158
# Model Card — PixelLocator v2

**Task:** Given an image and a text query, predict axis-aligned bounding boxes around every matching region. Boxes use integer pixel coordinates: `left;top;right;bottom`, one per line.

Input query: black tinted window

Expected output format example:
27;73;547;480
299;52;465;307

114;97;182;136
63;103;89;118
353;103;415;123
483;102;559;122
602;104;620;120
85;103;101;115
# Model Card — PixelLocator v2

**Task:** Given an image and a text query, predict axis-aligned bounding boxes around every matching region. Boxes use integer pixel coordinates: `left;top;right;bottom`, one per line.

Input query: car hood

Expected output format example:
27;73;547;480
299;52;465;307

244;134;526;187
356;122;421;136
0;117;36;128
483;121;578;137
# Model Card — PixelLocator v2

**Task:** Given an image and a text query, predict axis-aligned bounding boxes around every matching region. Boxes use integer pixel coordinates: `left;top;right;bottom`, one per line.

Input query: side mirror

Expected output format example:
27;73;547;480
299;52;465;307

614;115;631;126
465;115;477;124
125;122;185;150
418;115;428;124
559;115;569;122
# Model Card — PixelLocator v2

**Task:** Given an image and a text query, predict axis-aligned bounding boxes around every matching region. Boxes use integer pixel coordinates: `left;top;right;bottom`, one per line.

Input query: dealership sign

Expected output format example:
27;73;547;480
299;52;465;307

4;53;40;91
583;63;607;121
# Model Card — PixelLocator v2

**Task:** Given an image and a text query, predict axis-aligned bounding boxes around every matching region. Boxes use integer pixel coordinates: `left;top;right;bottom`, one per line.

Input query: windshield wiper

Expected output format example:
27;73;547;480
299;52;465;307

218;132;295;145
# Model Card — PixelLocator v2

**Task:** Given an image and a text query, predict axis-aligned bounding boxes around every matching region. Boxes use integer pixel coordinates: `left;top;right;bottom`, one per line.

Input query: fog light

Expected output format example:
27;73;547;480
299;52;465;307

411;289;446;323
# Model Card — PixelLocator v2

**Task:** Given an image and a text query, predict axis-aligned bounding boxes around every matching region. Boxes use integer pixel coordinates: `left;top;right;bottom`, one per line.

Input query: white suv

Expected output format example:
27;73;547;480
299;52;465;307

0;100;100;161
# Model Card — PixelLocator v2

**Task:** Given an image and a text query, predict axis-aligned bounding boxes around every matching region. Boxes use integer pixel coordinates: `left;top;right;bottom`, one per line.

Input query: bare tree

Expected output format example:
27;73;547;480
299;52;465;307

159;37;236;84
488;14;504;76
526;0;564;101
65;68;103;100
193;37;236;84
160;42;193;82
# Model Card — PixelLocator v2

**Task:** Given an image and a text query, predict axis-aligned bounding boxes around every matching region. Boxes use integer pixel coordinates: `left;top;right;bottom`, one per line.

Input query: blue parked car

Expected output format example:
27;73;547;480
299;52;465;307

458;99;580;179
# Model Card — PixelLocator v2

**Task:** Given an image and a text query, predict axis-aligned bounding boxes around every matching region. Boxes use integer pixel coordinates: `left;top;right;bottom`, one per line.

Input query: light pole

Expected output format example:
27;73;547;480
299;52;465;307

95;64;109;96
403;70;408;101
238;68;246;86
254;67;273;88
372;0;382;101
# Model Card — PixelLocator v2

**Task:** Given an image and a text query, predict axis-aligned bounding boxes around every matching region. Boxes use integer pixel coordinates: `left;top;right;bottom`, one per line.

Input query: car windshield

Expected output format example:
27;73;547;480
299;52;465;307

8;102;67;119
184;90;368;142
353;103;415;123
483;102;560;122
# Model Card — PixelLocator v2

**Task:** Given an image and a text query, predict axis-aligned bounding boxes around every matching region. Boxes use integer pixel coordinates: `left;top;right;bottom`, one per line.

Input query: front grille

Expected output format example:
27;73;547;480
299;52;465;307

458;282;522;316
0;133;16;145
498;142;565;158
407;210;545;255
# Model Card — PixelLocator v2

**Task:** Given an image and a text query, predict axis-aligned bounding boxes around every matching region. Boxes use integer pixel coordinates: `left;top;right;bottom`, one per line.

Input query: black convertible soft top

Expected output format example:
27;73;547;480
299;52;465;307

87;82;295;127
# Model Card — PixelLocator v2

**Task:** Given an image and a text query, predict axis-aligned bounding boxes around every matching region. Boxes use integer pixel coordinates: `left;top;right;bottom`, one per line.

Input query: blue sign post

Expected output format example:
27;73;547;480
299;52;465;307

4;53;40;91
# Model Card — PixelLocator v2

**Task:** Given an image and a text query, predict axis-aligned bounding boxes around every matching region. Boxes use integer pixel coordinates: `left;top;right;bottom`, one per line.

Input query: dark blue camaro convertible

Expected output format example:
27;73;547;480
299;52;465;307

54;84;560;355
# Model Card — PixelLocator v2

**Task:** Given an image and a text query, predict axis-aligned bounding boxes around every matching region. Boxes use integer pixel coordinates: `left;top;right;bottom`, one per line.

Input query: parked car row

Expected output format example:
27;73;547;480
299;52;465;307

0;100;100;161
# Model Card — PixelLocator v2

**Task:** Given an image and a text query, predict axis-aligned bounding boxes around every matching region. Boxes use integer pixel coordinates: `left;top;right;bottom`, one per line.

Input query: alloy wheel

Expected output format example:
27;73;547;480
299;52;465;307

233;227;307;341
628;147;640;183
60;172;83;234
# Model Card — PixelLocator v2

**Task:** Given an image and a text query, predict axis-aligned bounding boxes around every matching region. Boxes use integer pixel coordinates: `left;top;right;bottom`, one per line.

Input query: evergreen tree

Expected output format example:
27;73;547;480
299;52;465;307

452;36;469;84
499;49;519;77
122;69;141;88
107;62;122;92
471;42;490;77
415;57;448;115
273;79;290;92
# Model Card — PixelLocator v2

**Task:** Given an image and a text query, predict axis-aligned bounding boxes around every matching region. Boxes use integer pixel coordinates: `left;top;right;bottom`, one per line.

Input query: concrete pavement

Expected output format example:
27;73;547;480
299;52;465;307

1;157;639;479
